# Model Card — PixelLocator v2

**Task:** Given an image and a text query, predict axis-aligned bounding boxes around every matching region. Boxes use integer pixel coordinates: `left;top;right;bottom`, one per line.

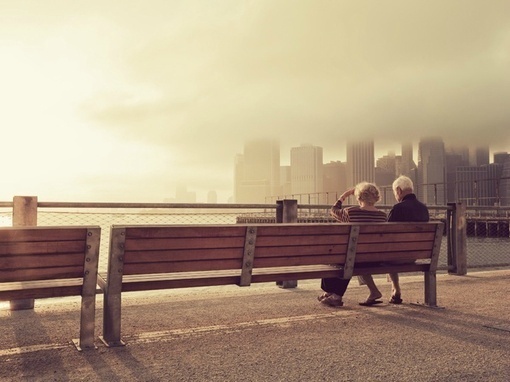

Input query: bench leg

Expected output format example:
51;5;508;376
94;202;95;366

100;290;125;347
72;295;97;351
424;271;437;307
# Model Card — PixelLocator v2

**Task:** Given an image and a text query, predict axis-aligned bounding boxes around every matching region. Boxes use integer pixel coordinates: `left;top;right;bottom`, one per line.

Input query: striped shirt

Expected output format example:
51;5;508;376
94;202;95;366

330;201;388;223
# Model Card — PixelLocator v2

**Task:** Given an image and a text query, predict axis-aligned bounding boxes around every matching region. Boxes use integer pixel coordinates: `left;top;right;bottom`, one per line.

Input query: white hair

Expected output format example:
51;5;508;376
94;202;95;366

392;175;414;192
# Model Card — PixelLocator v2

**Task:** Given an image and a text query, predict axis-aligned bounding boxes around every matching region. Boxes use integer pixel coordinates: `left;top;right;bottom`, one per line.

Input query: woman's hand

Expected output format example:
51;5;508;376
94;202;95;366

339;188;355;202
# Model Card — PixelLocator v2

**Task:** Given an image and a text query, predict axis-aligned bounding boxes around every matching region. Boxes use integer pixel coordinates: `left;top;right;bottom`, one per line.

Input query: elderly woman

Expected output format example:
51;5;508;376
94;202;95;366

318;182;387;307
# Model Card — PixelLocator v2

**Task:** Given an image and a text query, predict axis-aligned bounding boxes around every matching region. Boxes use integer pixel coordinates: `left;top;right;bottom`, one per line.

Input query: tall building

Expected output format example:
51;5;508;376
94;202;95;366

494;152;510;206
501;159;510;206
290;144;324;204
455;166;489;206
346;140;374;189
418;137;446;205
400;143;415;177
323;161;347;204
469;146;490;166
445;146;470;203
234;139;280;203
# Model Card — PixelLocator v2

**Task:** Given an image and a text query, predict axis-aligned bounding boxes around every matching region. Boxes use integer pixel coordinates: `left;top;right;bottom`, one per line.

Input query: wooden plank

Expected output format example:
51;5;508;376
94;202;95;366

358;223;438;234
354;250;433;263
352;263;430;275
356;232;436;244
0;265;85;282
0;286;83;300
124;236;246;251
0;240;86;255
0;253;86;269
253;244;348;258
124;225;247;239
256;224;351;236
121;277;240;291
123;247;244;263
122;258;243;275
255;235;349;247
356;241;433;253
254;254;346;268
0;227;88;242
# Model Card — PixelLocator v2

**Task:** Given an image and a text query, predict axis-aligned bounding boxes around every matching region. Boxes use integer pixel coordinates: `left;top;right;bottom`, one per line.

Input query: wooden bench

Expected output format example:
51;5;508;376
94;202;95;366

98;222;443;347
0;226;100;351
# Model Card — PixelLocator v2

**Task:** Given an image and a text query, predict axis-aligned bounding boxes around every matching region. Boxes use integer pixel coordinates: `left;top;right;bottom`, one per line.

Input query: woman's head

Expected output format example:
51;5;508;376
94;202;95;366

354;182;381;206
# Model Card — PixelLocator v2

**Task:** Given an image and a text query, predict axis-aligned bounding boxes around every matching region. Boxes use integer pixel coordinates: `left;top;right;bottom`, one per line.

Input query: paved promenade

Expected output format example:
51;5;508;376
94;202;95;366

1;269;509;381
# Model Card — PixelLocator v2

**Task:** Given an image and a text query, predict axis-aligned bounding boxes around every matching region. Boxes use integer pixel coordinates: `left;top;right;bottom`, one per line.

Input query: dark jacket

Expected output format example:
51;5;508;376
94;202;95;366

388;193;429;222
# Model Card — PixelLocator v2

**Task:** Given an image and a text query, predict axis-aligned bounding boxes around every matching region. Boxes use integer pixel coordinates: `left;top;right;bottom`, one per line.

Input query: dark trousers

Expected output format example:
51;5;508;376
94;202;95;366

321;277;351;296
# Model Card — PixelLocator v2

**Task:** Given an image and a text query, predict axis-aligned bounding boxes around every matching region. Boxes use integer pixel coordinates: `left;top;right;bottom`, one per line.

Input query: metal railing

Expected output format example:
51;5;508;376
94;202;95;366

1;199;509;275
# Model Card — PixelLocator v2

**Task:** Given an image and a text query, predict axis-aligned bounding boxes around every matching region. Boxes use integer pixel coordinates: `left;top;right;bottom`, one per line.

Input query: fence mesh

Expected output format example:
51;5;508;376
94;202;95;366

1;205;508;274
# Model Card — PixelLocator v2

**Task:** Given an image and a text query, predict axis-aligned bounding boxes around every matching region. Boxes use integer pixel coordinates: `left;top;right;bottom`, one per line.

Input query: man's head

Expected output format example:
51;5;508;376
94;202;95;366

392;176;414;202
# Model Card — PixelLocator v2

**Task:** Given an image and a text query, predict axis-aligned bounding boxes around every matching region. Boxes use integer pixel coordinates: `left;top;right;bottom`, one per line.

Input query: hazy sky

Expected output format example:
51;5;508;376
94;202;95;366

1;1;509;202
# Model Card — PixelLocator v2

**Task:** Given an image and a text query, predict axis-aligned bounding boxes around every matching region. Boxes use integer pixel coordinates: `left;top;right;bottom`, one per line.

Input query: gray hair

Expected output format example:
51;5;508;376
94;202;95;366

354;182;381;205
392;175;414;192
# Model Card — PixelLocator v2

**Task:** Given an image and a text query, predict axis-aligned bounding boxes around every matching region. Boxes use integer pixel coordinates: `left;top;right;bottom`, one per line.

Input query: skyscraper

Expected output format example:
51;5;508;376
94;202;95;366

290;144;324;203
469;146;490;167
418;137;446;205
346;140;374;188
234;139;280;203
323;161;347;204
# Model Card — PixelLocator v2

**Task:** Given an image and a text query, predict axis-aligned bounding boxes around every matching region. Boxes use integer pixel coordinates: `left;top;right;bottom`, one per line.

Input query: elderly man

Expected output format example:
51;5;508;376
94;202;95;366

359;175;429;305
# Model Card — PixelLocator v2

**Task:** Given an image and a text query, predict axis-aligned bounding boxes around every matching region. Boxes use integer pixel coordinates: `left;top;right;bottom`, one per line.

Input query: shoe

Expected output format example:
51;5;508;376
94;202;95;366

320;294;344;307
317;293;332;302
358;299;383;306
389;294;403;304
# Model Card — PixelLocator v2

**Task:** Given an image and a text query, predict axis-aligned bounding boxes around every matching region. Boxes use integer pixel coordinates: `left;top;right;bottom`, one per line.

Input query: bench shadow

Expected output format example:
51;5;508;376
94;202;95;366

8;309;69;381
361;305;510;351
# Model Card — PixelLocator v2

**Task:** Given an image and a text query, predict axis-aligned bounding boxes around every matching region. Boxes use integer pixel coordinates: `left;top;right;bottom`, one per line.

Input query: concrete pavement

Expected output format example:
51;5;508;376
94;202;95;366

1;268;509;381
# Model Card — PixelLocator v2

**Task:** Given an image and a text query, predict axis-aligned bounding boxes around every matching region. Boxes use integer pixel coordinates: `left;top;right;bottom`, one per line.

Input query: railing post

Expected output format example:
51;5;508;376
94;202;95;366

10;196;38;310
276;199;298;288
448;202;467;275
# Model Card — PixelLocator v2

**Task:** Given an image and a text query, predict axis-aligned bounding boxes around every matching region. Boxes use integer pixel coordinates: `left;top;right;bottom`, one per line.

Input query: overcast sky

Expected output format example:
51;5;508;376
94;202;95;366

1;1;509;202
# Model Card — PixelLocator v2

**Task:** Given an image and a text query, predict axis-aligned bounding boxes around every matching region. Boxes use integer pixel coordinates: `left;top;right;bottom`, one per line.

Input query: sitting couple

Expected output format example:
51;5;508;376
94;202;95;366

318;175;429;308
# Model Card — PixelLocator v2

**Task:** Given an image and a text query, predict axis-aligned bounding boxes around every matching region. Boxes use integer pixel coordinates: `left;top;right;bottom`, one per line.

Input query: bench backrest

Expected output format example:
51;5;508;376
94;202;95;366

0;226;100;283
109;222;443;286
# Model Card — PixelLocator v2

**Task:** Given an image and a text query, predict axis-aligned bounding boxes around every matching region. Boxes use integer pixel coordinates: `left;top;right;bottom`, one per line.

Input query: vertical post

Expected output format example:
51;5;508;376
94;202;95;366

10;196;38;311
275;199;298;288
448;202;467;275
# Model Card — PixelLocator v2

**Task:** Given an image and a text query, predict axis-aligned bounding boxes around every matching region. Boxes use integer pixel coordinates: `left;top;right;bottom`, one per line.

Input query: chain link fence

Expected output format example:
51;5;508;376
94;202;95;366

1;203;509;274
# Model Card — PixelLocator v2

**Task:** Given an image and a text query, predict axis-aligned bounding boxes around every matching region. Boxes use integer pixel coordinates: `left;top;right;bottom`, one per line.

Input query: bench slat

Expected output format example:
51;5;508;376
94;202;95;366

357;232;436;243
356;241;433;253
123;259;243;275
0;240;86;256
124;237;246;251
358;223;437;233
0;252;87;270
124;225;247;239
0;227;89;242
355;250;433;263
0;265;86;282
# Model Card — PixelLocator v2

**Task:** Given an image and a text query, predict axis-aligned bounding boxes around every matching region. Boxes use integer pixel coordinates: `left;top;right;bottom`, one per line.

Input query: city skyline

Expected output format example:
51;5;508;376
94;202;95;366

234;137;510;206
2;1;510;203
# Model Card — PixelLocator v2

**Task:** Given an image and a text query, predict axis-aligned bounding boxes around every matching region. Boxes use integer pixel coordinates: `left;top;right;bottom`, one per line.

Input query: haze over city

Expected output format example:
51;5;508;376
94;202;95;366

1;1;509;203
